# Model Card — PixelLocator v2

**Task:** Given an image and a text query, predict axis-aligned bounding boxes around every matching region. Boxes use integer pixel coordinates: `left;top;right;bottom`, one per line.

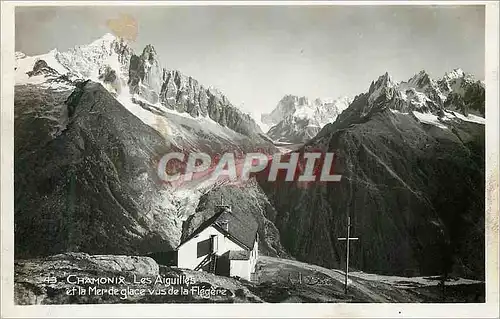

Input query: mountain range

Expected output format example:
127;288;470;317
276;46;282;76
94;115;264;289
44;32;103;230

14;33;283;259
259;70;485;279
262;68;484;144
14;33;485;283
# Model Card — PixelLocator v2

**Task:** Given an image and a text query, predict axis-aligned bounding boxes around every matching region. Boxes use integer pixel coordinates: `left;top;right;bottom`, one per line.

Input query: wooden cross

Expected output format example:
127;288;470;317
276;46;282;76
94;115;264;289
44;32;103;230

338;216;359;294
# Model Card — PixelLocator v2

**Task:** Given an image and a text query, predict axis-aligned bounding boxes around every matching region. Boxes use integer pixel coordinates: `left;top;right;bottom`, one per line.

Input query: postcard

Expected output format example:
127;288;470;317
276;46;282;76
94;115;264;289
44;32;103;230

1;1;498;318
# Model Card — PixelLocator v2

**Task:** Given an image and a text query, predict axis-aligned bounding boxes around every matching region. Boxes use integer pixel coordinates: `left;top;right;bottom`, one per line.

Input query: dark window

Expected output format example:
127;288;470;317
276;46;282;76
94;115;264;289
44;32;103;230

197;238;211;258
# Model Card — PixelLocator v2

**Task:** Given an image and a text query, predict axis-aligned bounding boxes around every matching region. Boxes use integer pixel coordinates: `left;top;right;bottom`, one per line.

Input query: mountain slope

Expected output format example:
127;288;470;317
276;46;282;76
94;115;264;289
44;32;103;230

15;81;181;257
258;70;485;279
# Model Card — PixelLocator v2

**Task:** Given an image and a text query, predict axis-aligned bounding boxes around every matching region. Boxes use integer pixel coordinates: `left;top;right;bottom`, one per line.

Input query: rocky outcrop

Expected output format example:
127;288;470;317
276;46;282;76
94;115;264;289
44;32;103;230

437;68;485;116
26;60;59;77
160;70;263;136
24;59;73;87
98;65;122;94
128;45;163;104
444;81;485;117
401;70;446;112
14;252;262;304
15;253;156;304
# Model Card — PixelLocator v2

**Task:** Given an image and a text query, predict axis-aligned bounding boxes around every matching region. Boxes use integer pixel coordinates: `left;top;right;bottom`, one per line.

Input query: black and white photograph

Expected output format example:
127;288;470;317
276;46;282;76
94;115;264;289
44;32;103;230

1;1;499;318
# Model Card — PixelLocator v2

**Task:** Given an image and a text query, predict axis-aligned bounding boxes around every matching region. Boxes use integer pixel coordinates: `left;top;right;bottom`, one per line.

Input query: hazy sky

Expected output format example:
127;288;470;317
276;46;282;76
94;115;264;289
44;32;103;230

15;5;485;118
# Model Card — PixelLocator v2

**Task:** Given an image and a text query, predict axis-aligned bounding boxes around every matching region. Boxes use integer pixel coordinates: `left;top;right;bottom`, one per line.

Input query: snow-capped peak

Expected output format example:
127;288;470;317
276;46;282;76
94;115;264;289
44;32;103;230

437;68;477;99
367;72;397;105
363;68;484;128
264;94;352;143
371;72;396;91
83;33;120;50
99;32;118;42
261;95;309;126
55;33;134;81
408;70;435;89
15;32;135;94
443;68;465;81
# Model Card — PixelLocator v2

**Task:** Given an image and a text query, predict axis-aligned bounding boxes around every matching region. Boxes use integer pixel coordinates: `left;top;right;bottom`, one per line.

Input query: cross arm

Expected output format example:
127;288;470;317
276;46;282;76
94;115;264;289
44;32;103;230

337;237;359;241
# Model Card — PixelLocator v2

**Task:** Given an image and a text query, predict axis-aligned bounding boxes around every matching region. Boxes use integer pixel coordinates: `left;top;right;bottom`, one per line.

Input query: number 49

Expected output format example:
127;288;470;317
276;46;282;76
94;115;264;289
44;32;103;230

43;276;57;284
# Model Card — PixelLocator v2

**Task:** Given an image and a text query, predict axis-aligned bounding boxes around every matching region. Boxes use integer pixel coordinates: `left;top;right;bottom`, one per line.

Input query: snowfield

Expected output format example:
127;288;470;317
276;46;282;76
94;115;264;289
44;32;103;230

412;111;449;129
